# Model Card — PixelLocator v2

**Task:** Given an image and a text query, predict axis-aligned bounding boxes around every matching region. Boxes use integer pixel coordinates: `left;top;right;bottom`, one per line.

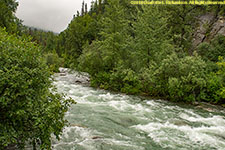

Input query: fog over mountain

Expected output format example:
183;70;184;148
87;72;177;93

16;0;93;33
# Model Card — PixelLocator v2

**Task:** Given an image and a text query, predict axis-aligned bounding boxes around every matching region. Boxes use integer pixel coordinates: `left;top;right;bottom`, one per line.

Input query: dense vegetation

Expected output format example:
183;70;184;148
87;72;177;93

0;0;74;149
0;0;22;33
56;0;225;105
0;0;225;148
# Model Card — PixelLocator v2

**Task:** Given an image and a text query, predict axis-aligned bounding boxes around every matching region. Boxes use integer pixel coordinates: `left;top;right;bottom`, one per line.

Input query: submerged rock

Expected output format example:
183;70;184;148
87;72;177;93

91;136;103;140
169;119;190;126
57;67;90;85
59;73;67;76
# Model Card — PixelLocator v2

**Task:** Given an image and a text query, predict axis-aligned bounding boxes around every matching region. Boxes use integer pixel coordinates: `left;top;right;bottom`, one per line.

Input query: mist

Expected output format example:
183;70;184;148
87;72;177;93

16;0;93;33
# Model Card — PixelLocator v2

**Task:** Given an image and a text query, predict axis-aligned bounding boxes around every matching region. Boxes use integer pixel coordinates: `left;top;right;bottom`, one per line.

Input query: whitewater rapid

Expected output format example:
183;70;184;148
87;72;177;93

52;69;225;150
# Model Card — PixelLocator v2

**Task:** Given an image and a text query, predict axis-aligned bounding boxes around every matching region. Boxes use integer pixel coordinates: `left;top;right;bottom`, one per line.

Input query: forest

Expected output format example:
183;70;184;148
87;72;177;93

0;0;225;149
56;0;225;104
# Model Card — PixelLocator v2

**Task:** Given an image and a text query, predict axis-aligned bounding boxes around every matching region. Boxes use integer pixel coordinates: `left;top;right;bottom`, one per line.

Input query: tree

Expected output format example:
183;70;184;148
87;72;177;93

165;5;202;55
85;3;88;14
65;14;94;58
97;0;129;70
0;28;74;149
81;1;85;16
0;0;20;32
131;5;173;71
78;0;129;74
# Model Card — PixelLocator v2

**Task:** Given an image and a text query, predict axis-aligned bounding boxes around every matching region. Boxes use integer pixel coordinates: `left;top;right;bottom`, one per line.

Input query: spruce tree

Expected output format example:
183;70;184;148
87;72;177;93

98;0;129;70
131;5;172;70
165;5;201;55
81;1;85;16
85;3;88;14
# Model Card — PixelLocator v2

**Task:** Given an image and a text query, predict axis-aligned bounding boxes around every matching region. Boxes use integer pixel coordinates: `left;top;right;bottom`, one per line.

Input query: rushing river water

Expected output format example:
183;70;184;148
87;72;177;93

52;69;225;150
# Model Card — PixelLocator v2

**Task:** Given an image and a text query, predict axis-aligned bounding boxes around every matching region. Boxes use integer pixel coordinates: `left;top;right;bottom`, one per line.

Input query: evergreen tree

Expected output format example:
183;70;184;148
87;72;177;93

85;3;88;14
63;14;94;63
78;0;129;73
131;5;172;70
165;5;202;55
81;1;85;16
97;0;129;70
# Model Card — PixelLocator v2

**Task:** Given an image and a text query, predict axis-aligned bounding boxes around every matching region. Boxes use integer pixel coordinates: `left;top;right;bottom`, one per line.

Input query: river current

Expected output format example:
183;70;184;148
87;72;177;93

52;69;225;150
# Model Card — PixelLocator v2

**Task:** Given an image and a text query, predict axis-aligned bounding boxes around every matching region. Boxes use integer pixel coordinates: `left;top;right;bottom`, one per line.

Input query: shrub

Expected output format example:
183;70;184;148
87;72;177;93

90;71;111;89
206;56;225;104
140;53;209;102
78;41;105;76
90;68;141;94
203;73;222;103
110;69;141;94
201;56;225;105
165;54;208;102
197;35;225;62
45;52;63;72
0;28;74;149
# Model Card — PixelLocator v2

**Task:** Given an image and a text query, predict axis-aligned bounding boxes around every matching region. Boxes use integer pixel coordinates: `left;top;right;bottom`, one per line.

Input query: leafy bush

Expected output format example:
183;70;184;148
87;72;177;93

140;53;209;102
110;69;141;94
45;52;63;72
197;35;225;62
139;61;167;97
200;56;225;105
78;41;105;76
0;28;74;149
203;73;223;103
90;68;141;94
90;71;111;89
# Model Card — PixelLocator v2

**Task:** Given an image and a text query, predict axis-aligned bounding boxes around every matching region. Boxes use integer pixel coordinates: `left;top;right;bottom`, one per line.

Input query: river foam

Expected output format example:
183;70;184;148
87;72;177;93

52;69;225;150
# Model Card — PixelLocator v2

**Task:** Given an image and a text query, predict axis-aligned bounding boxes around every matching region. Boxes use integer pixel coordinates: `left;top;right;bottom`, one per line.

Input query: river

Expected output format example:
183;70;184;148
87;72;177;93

52;69;225;150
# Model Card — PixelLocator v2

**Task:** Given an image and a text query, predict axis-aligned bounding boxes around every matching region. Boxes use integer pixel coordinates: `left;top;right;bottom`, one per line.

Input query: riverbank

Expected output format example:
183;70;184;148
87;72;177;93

58;68;225;112
52;69;225;150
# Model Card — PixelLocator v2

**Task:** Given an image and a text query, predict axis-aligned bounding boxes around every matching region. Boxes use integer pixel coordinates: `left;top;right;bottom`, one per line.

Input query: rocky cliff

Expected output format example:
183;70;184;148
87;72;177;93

193;13;225;49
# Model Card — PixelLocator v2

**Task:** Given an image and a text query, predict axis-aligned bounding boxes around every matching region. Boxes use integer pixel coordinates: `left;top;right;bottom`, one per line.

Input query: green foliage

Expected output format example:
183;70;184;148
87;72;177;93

165;5;202;54
90;69;141;95
97;0;129;69
79;0;129;74
200;56;225;104
65;14;95;58
52;1;225;105
163;54;208;102
0;28;74;149
112;69;141;94
140;53;209;102
90;71;111;89
45;52;63;73
203;73;222;103
22;27;58;54
55;12;101;67
197;35;225;62
131;5;173;70
78;41;105;75
208;56;225;104
0;0;20;33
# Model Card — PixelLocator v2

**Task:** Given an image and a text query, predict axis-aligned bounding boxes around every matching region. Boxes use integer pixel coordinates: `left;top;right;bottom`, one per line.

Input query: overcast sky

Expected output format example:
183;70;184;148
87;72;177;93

16;0;93;33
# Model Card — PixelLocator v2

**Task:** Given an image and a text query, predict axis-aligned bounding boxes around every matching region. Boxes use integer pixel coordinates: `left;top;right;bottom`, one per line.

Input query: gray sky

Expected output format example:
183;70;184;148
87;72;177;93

16;0;93;33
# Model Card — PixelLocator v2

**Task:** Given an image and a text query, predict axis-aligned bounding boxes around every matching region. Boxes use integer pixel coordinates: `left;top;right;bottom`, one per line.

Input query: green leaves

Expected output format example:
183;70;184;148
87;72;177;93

0;0;20;33
44;52;63;73
78;0;130;74
0;28;74;149
197;35;225;62
131;5;173;70
138;53;209;102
